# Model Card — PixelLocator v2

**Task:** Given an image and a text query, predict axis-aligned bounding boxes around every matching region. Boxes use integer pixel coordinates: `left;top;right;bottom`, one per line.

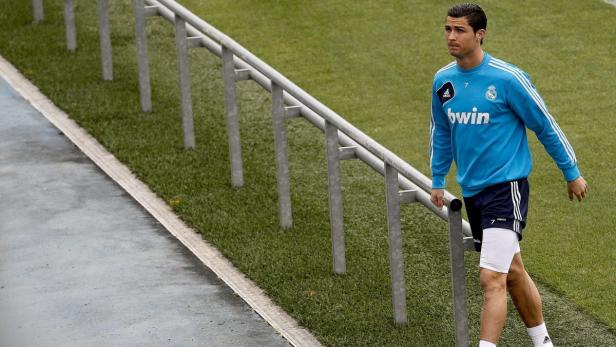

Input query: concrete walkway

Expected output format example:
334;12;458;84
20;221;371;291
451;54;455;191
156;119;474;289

0;75;290;346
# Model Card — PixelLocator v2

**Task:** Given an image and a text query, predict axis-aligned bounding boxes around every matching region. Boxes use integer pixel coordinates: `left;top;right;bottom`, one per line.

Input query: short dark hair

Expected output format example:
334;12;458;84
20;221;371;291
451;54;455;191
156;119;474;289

447;3;487;42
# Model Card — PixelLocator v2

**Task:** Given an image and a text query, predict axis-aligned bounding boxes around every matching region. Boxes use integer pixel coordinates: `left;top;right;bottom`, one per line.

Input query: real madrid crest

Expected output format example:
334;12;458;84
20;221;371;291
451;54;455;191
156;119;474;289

485;85;497;101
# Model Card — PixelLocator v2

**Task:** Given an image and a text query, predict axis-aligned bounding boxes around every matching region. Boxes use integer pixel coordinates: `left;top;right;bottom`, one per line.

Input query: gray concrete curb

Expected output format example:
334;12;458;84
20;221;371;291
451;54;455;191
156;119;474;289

0;54;324;347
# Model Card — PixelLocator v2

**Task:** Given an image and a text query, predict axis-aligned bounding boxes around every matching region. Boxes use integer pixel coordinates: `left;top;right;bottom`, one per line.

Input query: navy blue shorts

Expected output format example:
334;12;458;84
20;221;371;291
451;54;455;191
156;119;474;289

463;178;529;252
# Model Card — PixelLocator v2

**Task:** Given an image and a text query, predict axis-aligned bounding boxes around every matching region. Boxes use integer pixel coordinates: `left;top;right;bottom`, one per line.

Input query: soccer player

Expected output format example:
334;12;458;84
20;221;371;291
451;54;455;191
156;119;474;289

428;3;587;347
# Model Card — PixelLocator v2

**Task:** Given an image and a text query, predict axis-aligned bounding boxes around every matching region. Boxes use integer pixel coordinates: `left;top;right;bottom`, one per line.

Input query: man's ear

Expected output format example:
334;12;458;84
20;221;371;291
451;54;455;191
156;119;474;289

476;29;486;42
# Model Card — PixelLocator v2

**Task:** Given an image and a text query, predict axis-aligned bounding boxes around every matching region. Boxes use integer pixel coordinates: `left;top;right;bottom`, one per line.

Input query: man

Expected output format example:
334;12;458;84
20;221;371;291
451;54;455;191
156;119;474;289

429;3;587;347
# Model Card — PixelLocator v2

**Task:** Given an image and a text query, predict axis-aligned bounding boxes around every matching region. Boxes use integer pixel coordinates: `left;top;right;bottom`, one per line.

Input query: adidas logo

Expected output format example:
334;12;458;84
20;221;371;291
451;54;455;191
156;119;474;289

543;336;551;344
437;82;455;103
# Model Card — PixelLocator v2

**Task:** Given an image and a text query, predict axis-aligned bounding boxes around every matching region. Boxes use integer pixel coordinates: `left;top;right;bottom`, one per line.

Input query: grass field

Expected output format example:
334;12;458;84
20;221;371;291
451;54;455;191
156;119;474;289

0;0;615;346
190;0;616;328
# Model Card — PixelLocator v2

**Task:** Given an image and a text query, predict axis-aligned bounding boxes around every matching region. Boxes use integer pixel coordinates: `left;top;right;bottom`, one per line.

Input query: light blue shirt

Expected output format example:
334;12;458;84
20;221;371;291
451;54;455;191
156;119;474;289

430;52;580;197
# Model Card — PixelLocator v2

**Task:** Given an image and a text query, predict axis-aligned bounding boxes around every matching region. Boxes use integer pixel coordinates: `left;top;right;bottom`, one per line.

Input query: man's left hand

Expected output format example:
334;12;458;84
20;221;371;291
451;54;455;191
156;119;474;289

567;176;587;202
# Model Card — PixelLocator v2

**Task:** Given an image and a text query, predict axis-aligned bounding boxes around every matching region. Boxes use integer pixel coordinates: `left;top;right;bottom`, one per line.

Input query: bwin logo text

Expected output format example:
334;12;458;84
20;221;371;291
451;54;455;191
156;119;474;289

447;107;490;125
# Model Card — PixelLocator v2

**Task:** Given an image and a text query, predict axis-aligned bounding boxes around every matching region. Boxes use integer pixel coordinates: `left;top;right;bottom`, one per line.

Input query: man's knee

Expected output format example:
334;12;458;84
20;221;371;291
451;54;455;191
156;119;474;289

480;268;507;295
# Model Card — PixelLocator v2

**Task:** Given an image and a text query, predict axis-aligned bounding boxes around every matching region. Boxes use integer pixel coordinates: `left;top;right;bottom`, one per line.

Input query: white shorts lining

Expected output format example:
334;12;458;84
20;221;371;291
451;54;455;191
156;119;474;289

479;227;520;273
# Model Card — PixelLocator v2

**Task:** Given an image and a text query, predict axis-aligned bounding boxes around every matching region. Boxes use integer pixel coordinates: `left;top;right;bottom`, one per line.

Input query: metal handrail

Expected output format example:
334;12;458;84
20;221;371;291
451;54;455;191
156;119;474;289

34;0;472;345
142;1;471;344
154;0;464;214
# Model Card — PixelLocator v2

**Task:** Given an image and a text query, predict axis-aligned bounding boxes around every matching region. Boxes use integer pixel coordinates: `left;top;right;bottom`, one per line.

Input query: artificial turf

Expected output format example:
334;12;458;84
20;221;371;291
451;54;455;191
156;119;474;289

0;0;614;346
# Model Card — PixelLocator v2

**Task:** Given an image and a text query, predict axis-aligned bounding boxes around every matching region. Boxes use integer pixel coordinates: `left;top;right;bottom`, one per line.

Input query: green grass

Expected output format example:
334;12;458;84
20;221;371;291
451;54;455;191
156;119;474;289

0;0;615;346
191;0;616;328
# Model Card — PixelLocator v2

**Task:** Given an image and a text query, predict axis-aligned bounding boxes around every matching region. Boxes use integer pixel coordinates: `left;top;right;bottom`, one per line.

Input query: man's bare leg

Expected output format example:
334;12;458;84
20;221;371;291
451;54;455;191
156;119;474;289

507;253;554;346
479;268;509;344
507;253;543;327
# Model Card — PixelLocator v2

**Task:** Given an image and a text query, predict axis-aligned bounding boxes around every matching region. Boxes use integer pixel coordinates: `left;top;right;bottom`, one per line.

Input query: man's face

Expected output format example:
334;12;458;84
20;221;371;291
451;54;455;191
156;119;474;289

444;16;484;58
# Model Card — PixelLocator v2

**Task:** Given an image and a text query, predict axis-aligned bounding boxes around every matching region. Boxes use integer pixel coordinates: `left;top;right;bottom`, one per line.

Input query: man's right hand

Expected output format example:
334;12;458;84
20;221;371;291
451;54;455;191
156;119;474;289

431;188;445;209
567;176;588;202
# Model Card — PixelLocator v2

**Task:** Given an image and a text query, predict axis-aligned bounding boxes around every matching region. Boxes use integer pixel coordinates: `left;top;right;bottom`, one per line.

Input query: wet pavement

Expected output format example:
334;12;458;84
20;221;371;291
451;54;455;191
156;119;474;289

0;76;290;347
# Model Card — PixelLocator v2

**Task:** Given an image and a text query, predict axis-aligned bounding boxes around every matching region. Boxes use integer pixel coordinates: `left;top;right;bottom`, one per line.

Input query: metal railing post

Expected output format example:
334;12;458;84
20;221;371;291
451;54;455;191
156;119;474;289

222;46;244;187
132;0;152;112
97;0;113;81
324;120;347;275
173;15;196;149
448;208;470;347
271;82;293;229
33;0;44;23
384;163;407;325
63;0;77;52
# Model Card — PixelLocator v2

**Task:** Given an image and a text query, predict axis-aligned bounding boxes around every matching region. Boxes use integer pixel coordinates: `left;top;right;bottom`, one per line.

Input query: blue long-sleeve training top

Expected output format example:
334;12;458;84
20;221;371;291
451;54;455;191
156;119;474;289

430;52;580;197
